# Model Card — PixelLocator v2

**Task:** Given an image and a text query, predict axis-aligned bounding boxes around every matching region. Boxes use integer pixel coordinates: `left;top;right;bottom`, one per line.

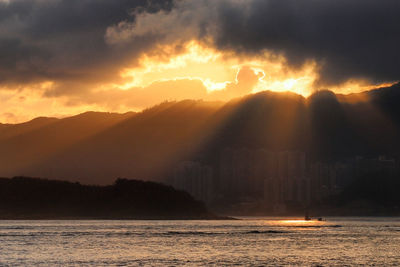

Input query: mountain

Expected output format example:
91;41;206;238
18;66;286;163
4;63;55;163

0;123;10;131
0;117;58;140
0;111;136;183
0;177;216;219
0;83;400;184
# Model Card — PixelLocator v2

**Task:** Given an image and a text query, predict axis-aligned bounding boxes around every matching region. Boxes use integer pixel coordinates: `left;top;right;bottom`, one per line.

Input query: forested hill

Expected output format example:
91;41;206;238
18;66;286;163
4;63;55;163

0;177;218;219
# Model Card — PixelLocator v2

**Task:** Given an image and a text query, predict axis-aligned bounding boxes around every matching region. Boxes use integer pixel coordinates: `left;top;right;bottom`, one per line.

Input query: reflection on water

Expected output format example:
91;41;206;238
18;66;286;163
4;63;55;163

278;219;325;225
1;217;400;266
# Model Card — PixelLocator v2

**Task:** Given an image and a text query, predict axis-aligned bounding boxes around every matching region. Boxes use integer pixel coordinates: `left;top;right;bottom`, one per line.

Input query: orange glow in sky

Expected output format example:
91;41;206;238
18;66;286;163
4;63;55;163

0;40;395;123
116;41;390;98
117;41;319;96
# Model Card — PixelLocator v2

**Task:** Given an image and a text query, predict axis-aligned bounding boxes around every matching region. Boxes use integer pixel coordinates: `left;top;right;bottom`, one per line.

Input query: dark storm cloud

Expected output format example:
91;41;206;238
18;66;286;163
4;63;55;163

122;0;400;87
0;0;174;88
212;0;400;86
1;0;399;92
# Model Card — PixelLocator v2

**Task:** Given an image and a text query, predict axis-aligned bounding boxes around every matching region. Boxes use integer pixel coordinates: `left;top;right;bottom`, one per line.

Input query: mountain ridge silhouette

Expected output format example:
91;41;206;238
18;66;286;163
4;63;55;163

1;83;399;184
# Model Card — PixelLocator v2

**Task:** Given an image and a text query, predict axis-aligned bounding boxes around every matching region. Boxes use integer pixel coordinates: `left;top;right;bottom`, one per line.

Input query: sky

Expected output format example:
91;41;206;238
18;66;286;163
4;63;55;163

0;0;399;123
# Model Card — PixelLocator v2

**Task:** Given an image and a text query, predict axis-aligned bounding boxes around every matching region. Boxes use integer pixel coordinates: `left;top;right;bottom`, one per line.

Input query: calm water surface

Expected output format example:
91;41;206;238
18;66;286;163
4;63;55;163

1;217;400;266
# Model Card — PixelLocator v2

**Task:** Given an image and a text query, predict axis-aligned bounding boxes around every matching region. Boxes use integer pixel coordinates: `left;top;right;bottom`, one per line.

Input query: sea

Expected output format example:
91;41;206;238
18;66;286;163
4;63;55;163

0;217;399;266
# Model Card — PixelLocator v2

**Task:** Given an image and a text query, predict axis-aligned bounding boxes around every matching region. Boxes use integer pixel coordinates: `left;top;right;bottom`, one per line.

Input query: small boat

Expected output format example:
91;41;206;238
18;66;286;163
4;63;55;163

305;209;324;221
305;210;311;221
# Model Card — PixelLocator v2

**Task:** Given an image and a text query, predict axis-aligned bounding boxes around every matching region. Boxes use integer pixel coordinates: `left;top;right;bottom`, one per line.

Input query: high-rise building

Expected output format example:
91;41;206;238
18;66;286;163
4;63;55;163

173;161;214;203
219;148;310;206
277;151;308;203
